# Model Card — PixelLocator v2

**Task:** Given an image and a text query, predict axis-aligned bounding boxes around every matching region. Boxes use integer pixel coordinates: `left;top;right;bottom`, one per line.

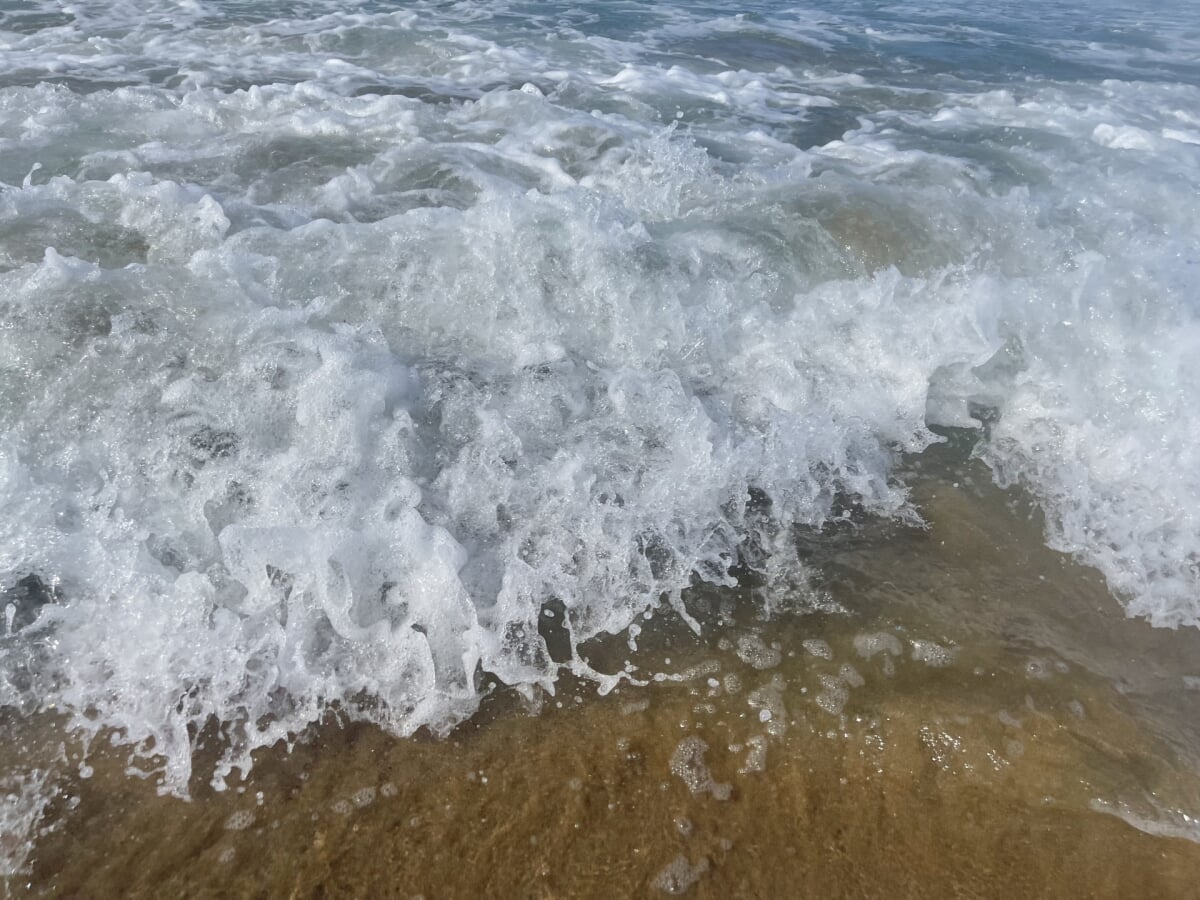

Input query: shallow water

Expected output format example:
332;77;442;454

2;0;1200;888
10;454;1200;895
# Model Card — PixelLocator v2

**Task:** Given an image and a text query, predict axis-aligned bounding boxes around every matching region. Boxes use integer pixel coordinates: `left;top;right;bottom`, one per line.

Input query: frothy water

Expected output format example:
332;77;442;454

1;0;1198;842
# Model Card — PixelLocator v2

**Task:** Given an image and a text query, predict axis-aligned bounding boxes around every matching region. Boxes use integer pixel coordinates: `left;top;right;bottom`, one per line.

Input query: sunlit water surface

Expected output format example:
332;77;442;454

2;0;1199;890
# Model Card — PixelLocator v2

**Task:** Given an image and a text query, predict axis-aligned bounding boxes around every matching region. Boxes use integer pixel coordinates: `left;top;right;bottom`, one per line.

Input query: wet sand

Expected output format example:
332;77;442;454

10;449;1200;898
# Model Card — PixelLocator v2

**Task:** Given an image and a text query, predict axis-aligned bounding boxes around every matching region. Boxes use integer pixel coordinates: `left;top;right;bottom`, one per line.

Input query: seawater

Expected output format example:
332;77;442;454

1;0;1199;883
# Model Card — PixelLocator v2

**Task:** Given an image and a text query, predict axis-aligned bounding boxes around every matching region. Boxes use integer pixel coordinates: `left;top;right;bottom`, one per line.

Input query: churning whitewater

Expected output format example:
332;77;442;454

1;0;1199;795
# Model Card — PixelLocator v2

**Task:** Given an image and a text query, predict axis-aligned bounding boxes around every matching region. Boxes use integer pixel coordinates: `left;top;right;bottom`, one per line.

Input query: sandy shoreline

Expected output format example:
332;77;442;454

21;644;1200;898
10;456;1200;897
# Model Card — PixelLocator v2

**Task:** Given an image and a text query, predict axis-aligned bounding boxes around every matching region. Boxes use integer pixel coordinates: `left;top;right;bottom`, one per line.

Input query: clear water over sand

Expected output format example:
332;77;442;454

10;449;1200;896
2;0;1200;892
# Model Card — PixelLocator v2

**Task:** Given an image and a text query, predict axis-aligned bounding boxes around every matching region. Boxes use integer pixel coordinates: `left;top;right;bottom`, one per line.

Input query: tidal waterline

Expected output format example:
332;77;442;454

3;0;1200;890
12;451;1200;896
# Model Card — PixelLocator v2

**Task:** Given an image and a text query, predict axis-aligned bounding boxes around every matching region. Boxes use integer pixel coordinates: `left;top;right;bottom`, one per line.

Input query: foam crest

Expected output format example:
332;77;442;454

1;0;1199;798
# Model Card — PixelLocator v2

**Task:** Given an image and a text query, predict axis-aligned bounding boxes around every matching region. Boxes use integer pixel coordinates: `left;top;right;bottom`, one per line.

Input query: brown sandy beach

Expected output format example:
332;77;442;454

10;452;1200;898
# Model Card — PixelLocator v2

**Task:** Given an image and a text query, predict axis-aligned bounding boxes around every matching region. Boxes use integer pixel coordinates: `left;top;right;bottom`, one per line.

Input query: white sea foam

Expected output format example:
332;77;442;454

0;769;53;877
1;0;1198;798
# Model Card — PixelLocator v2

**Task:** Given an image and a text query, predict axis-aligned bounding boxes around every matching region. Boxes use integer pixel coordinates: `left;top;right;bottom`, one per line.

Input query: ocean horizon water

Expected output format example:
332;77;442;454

2;0;1200;888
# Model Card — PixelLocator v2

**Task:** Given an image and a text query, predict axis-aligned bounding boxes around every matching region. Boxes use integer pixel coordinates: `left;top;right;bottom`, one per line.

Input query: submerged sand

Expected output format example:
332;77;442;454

9;451;1200;897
